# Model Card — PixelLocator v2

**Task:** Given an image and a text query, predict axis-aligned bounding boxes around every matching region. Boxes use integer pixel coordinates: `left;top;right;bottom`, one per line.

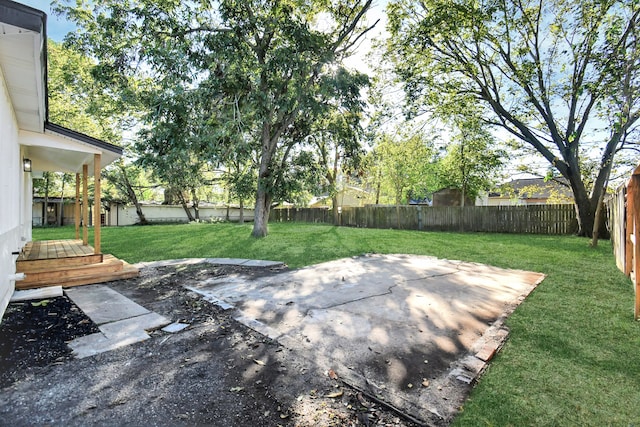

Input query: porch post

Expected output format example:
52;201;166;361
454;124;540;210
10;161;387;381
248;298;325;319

74;173;80;240
93;154;101;254
82;164;89;245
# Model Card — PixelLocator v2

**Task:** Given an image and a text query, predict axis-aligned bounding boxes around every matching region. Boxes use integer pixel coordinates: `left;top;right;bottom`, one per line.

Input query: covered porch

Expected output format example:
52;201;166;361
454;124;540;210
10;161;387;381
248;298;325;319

16;124;139;290
15;239;138;290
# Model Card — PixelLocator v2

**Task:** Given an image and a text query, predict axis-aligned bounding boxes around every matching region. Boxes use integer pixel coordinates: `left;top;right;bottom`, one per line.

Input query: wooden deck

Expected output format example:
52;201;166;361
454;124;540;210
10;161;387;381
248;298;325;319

15;240;139;290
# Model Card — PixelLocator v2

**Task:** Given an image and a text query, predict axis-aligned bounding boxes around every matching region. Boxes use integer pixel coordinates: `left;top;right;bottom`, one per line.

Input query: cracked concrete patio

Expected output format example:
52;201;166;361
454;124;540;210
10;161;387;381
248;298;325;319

186;253;545;424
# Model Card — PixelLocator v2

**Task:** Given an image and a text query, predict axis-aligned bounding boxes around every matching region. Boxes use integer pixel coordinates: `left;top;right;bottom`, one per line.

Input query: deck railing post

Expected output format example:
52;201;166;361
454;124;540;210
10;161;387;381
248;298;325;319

82;164;89;246
74;173;80;240
94;154;101;254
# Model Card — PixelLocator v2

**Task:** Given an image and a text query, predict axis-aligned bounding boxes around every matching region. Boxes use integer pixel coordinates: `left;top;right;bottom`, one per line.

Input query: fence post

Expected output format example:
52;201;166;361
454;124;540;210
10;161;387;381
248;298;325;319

417;205;423;230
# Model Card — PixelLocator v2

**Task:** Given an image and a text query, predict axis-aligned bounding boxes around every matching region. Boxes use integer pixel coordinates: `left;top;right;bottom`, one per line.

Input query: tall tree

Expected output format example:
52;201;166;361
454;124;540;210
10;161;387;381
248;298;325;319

387;0;640;236
48;39;149;224
375;130;436;226
136;86;211;222
307;72;367;222
102;162;149;225
55;0;376;237
436;115;505;205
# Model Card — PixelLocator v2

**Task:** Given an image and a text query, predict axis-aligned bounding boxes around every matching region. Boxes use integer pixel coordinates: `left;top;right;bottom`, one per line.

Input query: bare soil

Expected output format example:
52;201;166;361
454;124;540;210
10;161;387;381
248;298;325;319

0;263;421;426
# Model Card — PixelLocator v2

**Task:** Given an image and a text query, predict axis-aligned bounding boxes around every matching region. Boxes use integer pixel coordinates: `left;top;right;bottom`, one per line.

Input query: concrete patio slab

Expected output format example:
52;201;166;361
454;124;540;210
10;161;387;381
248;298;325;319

66;285;170;359
68;311;171;359
68;326;151;359
99;312;169;339
241;259;285;267
189;254;544;424
65;285;150;325
205;258;251;265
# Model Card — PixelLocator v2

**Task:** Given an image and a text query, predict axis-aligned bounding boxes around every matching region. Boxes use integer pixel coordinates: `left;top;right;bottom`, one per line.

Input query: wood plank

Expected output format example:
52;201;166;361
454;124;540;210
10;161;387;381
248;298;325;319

16;267;139;290
46;242;57;260
16;254;104;272
62;240;76;258
17;255;126;288
68;240;86;257
64;240;79;256
54;241;65;258
27;241;40;260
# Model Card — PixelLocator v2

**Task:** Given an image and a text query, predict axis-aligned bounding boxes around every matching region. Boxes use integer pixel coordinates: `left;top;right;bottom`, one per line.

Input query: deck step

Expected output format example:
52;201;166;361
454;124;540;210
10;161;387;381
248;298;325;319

16;255;130;289
49;262;140;289
17;254;104;272
18;239;94;261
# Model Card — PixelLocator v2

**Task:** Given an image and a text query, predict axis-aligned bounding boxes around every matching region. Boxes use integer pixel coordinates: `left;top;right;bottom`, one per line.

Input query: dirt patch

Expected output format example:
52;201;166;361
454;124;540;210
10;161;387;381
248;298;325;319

0;263;420;426
0;296;99;388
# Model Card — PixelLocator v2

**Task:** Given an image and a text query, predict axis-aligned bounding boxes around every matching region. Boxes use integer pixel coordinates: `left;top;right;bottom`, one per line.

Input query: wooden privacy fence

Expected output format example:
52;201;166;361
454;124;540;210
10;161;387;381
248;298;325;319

608;166;640;320
270;204;578;235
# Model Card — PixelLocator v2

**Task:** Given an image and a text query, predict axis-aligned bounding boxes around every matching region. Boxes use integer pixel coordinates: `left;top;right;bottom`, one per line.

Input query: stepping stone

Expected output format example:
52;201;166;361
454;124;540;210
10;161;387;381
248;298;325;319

69;329;151;359
66;285;149;325
162;322;190;333
65;285;170;358
69;312;170;359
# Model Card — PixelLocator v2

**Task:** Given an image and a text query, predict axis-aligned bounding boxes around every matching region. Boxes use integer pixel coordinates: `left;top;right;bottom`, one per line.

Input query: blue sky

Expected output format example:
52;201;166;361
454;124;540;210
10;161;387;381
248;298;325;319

19;0;75;42
19;1;387;46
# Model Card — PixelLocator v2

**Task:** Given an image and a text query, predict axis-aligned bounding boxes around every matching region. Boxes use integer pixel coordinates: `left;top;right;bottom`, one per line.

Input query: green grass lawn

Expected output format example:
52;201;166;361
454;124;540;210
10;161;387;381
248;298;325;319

33;222;640;425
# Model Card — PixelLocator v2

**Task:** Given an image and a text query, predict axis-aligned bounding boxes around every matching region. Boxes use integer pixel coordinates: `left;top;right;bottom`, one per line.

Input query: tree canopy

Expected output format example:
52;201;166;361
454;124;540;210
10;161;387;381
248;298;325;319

386;0;640;236
55;0;376;237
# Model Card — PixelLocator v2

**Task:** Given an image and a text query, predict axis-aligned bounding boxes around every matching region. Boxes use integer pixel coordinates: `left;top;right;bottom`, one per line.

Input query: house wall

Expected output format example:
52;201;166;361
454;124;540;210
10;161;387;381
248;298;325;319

0;66;24;317
107;204;255;226
433;188;475;207
32;202;76;226
483;197;556;206
337;189;374;208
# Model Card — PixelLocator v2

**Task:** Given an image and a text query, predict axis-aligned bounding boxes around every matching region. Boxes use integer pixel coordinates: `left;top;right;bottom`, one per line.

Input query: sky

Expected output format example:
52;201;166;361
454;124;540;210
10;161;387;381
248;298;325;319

19;0;76;41
17;0;535;180
19;1;389;47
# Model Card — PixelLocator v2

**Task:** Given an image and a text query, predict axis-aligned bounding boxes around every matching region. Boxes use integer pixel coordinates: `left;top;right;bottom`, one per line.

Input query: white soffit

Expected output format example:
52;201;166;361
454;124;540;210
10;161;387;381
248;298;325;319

20;129;121;175
0;21;44;132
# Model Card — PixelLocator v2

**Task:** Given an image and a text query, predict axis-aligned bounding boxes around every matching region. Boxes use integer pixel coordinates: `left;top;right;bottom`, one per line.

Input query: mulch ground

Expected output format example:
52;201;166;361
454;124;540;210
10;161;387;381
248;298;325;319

0;263;421;427
0;296;99;388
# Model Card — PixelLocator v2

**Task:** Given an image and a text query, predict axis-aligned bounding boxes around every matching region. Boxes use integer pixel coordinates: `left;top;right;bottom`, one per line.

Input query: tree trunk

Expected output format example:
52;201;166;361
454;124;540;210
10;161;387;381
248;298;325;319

191;188;200;220
239;199;244;224
252;133;275;238
395;193;401;229
178;192;196;222
571;183;595;237
332;195;339;225
119;166;148;225
590;200;604;247
252;188;271;237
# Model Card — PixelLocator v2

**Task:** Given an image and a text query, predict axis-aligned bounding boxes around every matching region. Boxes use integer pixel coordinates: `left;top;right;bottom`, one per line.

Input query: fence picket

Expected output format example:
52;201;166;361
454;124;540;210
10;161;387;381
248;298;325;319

270;204;578;234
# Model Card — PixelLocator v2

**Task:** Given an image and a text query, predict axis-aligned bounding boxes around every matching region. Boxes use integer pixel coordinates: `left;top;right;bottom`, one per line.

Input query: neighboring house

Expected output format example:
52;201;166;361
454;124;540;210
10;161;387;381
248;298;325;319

477;178;574;206
0;1;122;318
432;188;475;207
309;186;375;208
32;197;77;226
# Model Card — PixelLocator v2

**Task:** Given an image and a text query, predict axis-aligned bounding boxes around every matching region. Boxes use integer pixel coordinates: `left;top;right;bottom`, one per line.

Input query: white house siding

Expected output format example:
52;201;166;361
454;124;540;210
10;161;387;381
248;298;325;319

108;204;255;226
0;65;24;317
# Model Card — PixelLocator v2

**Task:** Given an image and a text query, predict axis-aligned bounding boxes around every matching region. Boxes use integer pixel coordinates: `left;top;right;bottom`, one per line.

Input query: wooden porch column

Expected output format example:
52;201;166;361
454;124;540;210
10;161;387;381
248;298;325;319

82;164;89;246
632;176;640;320
93;154;101;254
626;183;634;276
74;173;80;240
